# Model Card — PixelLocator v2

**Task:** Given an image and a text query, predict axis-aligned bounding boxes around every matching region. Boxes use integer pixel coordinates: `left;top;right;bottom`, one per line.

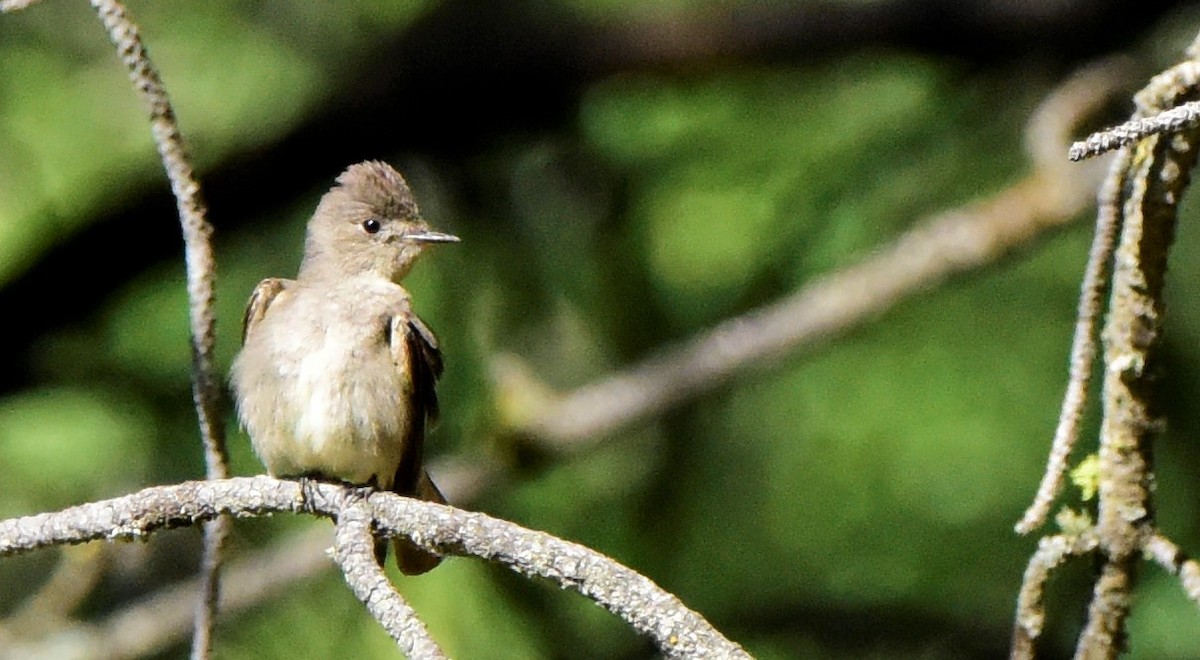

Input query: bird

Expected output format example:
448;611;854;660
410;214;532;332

230;160;458;575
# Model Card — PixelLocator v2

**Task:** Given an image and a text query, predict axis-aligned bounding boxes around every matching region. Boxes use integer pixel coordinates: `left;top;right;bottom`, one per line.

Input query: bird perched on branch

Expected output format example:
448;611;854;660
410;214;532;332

231;160;458;575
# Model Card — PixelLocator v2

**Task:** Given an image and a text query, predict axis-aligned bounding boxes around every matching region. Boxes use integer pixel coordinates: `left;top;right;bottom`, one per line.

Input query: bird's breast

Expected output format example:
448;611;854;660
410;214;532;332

237;298;410;487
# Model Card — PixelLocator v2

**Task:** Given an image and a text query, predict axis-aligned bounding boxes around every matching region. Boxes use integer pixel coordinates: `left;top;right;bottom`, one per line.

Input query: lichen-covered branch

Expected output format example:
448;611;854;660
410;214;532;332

1144;533;1200;606
1014;34;1200;660
1011;531;1099;660
0;477;750;659
1069;99;1200;161
368;493;750;659
1015;148;1132;535
333;498;447;660
1074;59;1200;659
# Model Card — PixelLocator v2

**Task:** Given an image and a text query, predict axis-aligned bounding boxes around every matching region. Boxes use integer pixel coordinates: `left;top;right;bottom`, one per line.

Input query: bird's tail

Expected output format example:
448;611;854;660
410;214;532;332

393;470;447;575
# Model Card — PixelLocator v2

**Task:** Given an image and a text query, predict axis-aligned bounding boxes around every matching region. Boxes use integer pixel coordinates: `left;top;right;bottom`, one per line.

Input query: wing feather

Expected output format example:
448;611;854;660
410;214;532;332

388;310;447;575
242;278;293;344
388;310;444;496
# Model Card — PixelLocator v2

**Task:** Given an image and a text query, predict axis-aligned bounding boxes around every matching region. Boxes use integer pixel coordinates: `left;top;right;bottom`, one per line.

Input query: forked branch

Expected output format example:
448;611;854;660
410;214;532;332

0;477;752;660
1013;32;1200;659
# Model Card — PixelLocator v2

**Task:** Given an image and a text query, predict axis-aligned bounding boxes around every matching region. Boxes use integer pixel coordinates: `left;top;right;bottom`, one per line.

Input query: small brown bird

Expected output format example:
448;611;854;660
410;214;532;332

230;161;458;574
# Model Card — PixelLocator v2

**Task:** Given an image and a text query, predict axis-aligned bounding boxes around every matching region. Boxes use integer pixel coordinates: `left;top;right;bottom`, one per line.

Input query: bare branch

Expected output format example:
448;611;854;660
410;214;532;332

369;492;751;659
84;2;230;655
1072;57;1200;656
1144;533;1200;606
1012;31;1200;658
513;64;1113;447
1015;148;1131;534
1069;100;1200;161
1014;57;1138;533
0;454;491;659
1014;41;1200;658
1074;562;1133;659
0;477;750;659
523;162;1104;451
333;498;447;660
518;172;1097;446
189;518;227;659
1011;531;1098;660
1025;57;1136;173
85;0;226;478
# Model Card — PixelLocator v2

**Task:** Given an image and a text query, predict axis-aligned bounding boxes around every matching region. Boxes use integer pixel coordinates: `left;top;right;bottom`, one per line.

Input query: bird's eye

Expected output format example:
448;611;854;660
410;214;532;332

362;218;382;234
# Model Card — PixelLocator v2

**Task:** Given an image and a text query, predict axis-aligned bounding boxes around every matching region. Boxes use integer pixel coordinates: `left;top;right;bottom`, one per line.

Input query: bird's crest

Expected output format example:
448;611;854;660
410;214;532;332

334;160;419;218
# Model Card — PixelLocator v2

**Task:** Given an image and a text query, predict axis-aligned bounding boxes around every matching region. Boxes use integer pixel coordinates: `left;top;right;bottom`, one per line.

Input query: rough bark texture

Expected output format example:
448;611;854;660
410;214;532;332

0;477;751;659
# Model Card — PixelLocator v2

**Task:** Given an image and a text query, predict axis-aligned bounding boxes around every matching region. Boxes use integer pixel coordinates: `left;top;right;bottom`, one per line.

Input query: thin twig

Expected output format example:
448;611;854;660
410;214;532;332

1069;100;1200;161
0;476;751;659
0;454;488;659
85;2;230;657
1013;36;1200;659
1074;562;1134;659
1064;53;1200;659
333;498;447;660
1144;533;1200;606
1025;57;1136;173
1015;57;1138;533
1011;531;1098;660
1014;149;1131;534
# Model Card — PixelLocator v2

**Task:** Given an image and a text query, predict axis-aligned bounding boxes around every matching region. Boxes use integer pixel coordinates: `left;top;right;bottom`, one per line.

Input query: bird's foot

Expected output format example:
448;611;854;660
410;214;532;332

353;475;383;502
297;475;320;514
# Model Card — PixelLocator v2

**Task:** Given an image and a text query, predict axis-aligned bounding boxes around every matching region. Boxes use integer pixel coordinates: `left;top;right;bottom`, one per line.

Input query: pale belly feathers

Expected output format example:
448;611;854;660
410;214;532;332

233;284;412;489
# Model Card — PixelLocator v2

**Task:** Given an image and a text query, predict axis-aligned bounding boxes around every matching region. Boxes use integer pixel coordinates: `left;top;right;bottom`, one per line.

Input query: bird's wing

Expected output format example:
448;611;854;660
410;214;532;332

388;309;445;496
388;310;447;575
405;313;444;422
241;278;293;344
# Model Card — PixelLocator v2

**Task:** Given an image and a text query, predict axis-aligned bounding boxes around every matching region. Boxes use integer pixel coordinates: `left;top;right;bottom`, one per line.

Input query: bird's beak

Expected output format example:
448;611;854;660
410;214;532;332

405;230;460;244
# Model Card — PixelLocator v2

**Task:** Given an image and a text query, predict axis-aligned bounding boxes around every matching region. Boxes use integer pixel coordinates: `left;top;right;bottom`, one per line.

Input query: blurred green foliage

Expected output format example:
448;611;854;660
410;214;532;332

3;1;1200;659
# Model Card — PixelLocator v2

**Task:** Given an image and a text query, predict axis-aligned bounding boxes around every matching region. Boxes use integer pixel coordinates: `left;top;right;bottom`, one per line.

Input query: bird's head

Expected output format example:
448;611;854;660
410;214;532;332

301;160;458;282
